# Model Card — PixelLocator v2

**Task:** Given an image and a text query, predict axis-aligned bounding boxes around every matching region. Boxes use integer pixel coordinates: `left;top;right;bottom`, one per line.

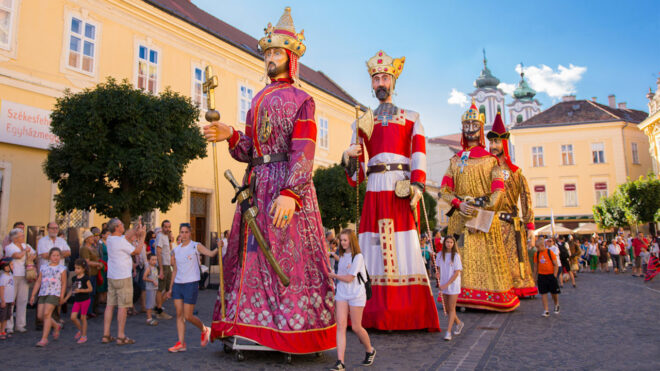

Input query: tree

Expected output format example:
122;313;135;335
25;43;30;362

312;164;365;232
419;191;437;234
44;78;207;227
618;173;660;234
593;191;630;229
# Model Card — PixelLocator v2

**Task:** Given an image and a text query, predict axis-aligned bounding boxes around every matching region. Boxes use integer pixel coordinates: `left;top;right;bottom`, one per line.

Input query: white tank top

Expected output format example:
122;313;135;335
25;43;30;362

173;241;200;284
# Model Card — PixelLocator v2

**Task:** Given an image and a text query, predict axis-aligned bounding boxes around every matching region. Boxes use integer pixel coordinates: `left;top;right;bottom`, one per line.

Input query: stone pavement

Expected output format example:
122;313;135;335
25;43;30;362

1;271;659;370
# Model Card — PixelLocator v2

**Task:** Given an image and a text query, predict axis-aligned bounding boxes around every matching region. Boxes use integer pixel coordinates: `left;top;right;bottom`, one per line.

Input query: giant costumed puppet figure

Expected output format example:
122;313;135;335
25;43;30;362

203;7;336;353
487;112;538;298
439;100;520;312
342;50;440;331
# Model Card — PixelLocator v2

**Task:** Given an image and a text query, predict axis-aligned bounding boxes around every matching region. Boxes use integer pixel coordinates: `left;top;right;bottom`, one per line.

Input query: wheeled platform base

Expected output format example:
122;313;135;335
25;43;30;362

221;336;323;364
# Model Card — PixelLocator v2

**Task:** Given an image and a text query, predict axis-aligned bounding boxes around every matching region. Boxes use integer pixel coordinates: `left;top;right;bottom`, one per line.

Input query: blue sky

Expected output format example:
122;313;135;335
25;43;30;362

193;0;659;137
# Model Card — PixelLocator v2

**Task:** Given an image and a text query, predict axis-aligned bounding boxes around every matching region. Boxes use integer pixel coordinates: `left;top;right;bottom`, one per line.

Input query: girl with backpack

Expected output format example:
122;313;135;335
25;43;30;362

435;236;463;341
328;229;375;371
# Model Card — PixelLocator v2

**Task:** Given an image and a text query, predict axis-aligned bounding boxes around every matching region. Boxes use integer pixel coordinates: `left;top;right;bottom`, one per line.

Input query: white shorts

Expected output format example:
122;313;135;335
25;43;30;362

335;294;366;307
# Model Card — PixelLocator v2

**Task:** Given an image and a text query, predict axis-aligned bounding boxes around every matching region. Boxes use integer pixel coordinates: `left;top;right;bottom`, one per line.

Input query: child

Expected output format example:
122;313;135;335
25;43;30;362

143;254;159;326
64;259;93;344
29;247;67;347
327;229;375;371
435;236;463;341
534;239;560;317
0;258;15;340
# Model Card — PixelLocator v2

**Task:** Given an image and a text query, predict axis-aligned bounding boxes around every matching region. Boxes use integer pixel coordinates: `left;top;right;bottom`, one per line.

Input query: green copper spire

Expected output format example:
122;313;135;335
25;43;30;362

513;62;536;100
475;49;501;89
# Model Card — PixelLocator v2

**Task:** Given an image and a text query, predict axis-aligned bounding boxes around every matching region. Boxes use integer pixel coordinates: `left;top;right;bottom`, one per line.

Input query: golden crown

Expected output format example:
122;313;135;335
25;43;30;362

461;98;484;124
258;7;306;57
366;50;405;79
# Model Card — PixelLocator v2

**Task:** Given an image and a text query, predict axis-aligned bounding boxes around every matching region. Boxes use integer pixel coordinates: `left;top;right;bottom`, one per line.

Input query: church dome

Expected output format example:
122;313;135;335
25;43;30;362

474;49;500;89
514;70;536;100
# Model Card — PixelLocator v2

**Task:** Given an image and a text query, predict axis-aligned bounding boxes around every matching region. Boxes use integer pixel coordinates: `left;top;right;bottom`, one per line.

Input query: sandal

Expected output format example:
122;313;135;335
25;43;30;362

36;339;49;347
53;323;61;340
0;332;6;340
101;335;116;344
116;337;136;345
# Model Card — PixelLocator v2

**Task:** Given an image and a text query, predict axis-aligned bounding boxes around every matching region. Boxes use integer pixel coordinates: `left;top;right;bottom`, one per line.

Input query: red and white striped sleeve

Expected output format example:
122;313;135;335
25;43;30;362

410;112;426;187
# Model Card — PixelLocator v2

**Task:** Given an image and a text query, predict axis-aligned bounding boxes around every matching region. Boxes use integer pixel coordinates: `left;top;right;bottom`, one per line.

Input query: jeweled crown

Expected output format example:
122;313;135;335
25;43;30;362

258;7;306;57
366;50;405;79
461;98;484;124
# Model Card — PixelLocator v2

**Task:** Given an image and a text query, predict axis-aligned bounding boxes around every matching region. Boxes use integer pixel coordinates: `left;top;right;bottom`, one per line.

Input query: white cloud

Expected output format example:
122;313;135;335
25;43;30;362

448;88;469;107
498;82;516;96
517;64;587;99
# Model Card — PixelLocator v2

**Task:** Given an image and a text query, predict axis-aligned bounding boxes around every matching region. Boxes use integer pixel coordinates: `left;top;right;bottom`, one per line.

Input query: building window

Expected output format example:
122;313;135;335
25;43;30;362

192;67;207;111
594;182;608;203
0;0;16;50
591;142;605;164
631;142;639;164
137;45;158;94
516;114;523;124
67;17;97;74
561;144;574;165
564;184;577;207
318;117;329;149
238;85;253;123
532;146;544;167
509;142;516;163
534;185;547;208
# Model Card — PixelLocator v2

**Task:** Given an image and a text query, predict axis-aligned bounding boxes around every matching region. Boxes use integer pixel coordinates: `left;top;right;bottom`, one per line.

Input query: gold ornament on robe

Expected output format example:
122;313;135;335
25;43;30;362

258;109;272;143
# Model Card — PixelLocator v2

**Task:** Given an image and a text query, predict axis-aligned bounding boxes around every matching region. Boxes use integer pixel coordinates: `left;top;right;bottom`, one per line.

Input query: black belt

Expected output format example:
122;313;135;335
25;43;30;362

499;212;515;224
366;163;410;175
249;153;288;167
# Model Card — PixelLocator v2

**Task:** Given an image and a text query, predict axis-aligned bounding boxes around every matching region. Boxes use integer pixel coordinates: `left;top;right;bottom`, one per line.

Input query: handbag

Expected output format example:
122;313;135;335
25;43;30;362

24;245;37;283
353;255;372;300
394;179;411;198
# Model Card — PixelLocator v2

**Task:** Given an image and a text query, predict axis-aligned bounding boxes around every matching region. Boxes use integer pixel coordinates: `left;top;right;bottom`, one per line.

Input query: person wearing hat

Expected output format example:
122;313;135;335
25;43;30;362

202;7;336;354
439;99;520;312
340;50;440;333
487;112;538;298
80;230;102;317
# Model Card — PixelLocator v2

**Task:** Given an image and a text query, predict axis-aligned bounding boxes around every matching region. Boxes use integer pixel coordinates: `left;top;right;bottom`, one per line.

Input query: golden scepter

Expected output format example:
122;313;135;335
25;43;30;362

202;66;226;319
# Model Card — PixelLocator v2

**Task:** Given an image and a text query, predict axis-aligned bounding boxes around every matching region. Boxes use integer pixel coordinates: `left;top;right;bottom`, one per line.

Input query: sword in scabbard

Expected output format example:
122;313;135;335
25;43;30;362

514;217;526;279
224;170;290;287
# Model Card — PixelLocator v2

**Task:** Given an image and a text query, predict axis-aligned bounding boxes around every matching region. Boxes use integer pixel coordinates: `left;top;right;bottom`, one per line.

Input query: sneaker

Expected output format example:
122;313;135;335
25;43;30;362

77;336;87;344
444;331;452;341
74;331;81;340
554;305;560;314
168;341;187;353
542;311;550;317
146;318;159;326
329;360;346;371
200;326;211;347
453;321;464;335
15;328;27;333
361;348;376;366
158;311;173;320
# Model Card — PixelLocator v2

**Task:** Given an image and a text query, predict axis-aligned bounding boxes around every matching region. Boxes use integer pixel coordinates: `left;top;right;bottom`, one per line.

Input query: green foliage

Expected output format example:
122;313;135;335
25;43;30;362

313;164;365;232
43;78;207;226
593;191;629;229
420;191;437;233
618;173;660;224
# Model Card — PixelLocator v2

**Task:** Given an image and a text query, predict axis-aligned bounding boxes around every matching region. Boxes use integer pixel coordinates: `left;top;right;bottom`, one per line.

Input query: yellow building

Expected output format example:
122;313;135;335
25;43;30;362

639;76;660;174
509;95;651;228
0;0;359;247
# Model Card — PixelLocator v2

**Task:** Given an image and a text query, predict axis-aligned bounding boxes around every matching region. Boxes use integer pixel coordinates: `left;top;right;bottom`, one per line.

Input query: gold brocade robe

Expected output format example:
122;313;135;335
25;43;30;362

439;147;520;311
499;164;537;296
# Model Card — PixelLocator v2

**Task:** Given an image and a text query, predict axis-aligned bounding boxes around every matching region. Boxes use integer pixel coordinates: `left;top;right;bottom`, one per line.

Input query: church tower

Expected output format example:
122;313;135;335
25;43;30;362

507;63;542;125
469;49;506;126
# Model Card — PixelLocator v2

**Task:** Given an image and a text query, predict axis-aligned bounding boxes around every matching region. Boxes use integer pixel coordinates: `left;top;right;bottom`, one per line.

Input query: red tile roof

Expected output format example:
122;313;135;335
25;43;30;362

428;133;462;152
143;0;360;106
512;99;648;129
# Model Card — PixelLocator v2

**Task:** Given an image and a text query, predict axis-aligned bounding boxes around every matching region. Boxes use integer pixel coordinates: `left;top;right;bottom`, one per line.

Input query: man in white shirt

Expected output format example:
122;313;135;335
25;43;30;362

4;227;35;333
37;222;71;268
102;218;145;345
155;220;173;319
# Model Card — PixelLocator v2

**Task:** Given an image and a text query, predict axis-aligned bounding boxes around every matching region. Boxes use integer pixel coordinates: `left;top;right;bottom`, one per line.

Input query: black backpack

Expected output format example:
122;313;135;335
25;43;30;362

354;255;372;300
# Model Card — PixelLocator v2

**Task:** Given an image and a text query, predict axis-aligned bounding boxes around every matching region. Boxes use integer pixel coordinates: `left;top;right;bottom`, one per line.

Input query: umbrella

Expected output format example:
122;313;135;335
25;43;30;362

572;223;612;234
534;223;573;236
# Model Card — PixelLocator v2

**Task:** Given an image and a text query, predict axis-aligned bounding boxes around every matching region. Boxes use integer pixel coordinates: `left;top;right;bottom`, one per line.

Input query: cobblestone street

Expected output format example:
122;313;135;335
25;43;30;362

2;271;659;370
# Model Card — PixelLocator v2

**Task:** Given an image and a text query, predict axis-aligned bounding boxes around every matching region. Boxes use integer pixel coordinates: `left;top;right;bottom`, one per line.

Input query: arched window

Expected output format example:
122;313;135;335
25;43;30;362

516;114;523;123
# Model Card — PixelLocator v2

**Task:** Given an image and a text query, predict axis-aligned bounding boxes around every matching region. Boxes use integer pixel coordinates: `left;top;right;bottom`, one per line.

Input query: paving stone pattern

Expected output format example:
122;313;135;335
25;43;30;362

1;271;659;370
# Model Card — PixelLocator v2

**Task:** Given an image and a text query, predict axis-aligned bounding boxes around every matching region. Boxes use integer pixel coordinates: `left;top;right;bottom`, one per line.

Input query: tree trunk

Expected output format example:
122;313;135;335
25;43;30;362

120;209;132;230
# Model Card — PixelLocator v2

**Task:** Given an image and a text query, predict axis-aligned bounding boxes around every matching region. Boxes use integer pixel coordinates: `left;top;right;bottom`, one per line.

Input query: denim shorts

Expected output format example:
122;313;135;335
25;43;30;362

171;281;199;305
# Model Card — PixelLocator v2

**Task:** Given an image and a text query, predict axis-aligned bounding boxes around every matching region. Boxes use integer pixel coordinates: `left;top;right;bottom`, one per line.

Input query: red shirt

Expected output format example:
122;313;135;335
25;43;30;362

433;238;443;253
632;238;649;257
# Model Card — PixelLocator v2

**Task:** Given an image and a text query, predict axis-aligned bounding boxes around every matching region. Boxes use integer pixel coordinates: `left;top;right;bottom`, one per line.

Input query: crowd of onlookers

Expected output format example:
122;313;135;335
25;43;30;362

0;219;223;350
